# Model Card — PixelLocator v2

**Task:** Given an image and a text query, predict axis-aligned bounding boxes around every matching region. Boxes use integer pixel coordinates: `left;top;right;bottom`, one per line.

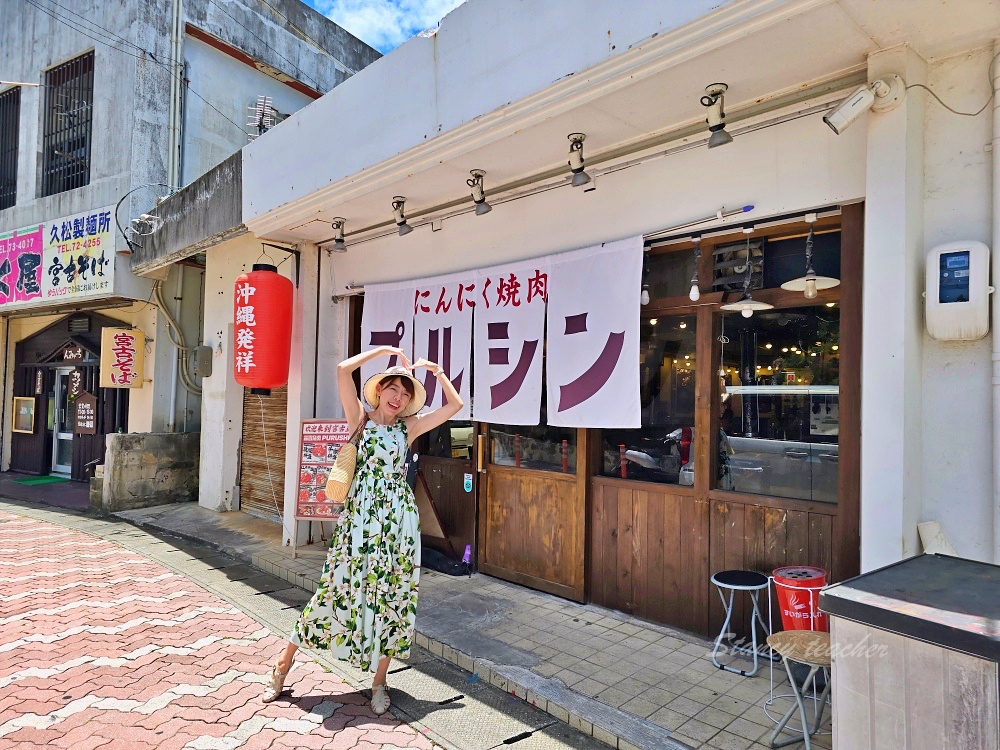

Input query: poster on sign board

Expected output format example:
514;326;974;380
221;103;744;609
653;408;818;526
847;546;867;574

100;328;145;388
296;419;352;521
75;392;98;435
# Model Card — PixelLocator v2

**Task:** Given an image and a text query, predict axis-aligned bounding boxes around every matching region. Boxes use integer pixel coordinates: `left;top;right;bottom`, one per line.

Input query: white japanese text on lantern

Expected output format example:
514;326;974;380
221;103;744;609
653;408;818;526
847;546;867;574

235;279;257;375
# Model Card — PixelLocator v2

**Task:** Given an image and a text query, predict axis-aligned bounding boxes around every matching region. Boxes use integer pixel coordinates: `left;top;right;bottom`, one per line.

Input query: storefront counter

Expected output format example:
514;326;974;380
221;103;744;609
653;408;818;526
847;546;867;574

820;554;1000;749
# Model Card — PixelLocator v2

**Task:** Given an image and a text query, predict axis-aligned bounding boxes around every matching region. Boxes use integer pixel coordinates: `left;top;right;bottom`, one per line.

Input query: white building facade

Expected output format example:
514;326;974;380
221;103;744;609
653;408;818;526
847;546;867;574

144;0;1000;637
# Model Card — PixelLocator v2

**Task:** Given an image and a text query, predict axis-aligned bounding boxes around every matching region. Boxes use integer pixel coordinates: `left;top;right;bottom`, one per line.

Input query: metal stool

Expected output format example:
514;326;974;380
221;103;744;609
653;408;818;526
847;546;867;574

766;631;831;749
710;569;771;676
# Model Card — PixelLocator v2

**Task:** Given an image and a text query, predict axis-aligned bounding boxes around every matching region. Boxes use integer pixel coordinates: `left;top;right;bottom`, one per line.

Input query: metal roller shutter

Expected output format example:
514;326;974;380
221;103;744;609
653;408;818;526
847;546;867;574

239;386;288;521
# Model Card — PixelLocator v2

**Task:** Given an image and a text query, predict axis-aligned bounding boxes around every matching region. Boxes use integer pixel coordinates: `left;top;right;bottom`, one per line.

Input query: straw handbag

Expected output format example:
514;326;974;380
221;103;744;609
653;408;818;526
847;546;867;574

325;415;369;504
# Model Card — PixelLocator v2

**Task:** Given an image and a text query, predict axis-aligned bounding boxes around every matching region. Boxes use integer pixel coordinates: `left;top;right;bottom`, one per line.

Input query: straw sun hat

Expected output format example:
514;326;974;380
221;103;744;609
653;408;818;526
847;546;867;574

363;366;427;417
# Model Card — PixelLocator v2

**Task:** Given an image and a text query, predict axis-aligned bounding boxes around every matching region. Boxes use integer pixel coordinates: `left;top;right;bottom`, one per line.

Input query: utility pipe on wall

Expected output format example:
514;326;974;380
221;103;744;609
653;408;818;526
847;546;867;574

992;39;1000;564
167;266;184;432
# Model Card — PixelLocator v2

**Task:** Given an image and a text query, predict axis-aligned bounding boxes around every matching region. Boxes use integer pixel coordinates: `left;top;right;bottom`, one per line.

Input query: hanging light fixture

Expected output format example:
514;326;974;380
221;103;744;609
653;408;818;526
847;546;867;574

467;169;492;215
720;229;773;318
567;133;592;187
689;236;702;301
391;196;413;236
701;83;734;149
330;218;347;252
640;249;650;305
781;214;840;299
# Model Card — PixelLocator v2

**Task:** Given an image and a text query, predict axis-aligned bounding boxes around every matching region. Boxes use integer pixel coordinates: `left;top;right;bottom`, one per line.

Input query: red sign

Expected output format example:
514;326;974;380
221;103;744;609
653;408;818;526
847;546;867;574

295;419;351;520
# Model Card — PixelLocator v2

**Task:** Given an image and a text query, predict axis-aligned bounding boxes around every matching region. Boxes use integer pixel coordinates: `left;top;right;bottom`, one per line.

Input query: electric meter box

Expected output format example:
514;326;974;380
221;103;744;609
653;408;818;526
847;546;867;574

925;241;992;341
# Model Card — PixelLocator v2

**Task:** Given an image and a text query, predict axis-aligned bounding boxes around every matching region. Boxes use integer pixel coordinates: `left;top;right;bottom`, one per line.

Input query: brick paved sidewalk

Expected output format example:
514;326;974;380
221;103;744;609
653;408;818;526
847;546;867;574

0;510;439;750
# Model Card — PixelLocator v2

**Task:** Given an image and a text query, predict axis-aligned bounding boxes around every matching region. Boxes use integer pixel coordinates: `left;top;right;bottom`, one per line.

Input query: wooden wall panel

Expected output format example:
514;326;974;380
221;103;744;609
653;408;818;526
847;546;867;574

589;479;709;635
481;467;583;600
708;498;838;637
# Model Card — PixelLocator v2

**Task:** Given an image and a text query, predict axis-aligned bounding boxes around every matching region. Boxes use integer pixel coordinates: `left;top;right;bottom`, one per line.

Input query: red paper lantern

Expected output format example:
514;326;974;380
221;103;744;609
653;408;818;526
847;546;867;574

233;263;293;395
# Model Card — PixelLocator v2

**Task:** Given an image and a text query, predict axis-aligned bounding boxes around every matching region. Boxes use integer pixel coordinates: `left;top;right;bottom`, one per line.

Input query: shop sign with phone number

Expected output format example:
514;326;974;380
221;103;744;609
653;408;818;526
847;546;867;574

0;205;116;309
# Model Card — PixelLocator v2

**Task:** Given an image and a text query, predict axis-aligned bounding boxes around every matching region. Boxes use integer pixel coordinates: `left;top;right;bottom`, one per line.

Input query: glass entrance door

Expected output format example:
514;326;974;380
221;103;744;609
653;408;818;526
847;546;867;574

51;368;74;475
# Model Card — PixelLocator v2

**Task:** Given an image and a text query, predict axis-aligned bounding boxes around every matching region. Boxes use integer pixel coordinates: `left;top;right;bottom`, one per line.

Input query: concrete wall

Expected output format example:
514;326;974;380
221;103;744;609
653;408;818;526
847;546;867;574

919;45;996;562
96;432;201;514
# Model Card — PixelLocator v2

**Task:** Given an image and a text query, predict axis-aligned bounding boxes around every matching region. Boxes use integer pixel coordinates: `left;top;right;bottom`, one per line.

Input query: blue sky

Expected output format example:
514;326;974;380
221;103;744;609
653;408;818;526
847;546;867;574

304;0;467;54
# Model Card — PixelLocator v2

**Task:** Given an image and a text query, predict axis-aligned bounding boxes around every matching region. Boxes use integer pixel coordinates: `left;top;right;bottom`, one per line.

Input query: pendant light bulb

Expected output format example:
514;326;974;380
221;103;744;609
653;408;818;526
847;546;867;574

640;287;650;306
804;276;818;299
689;284;701;302
741;307;753;318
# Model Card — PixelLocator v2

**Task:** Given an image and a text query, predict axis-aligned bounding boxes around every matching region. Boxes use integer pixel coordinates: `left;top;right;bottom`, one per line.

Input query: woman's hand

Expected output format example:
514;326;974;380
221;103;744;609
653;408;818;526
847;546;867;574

383;346;412;369
408;358;443;376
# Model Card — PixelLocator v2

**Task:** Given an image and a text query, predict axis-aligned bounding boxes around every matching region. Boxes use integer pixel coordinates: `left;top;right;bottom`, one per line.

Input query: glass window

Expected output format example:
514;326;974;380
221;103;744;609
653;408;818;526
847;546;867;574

600;314;697;483
490;423;576;473
647;248;698;299
0;86;20;210
716;305;840;503
42;52;94;197
421;420;474;460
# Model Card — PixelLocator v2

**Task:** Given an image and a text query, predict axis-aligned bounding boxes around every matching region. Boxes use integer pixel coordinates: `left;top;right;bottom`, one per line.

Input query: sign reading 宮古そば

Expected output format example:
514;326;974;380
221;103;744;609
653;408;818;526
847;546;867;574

296;419;352;520
100;328;145;388
0;205;115;312
75;392;98;435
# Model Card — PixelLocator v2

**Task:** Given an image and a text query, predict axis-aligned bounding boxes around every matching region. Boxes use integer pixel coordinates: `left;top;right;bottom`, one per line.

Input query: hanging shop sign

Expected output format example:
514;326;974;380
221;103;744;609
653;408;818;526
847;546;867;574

75;391;98;435
100;328;145;388
233;264;293;395
296;419;352;521
0;205;114;311
360;236;642;427
34;369;44;395
68;368;84;398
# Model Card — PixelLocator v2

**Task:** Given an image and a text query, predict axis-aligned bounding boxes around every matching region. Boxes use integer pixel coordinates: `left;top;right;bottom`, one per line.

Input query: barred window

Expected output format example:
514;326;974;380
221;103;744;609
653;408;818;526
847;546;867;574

0;86;20;210
42;52;94;197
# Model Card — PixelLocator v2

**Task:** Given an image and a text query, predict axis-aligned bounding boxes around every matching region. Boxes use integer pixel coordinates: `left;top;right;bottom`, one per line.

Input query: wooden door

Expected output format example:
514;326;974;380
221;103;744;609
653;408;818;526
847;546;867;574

478;426;588;601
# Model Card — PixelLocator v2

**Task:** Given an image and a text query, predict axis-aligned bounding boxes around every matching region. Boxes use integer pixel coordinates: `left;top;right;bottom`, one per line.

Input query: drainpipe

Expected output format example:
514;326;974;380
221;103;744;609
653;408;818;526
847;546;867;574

166;0;183;189
992;39;1000;563
167;266;184;432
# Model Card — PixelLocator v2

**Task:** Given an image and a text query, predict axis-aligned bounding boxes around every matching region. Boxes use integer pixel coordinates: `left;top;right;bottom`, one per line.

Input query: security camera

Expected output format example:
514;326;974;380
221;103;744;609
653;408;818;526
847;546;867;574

823;74;905;135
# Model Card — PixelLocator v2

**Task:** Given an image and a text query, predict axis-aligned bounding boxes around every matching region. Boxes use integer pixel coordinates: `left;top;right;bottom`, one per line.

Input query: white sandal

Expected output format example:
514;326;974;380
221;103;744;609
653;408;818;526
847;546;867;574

261;664;290;703
371;683;390;715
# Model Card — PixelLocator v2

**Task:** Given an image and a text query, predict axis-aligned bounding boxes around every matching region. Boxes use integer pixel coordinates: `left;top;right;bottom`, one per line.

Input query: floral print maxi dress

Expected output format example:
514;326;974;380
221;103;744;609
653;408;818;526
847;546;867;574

290;419;420;671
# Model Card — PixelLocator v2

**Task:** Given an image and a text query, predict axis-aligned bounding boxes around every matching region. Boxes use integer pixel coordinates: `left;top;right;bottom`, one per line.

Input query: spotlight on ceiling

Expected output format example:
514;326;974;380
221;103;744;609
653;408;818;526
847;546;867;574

567;133;592;187
701;83;734;149
823;74;905;134
467;169;492;215
330;217;347;253
391;196;413;236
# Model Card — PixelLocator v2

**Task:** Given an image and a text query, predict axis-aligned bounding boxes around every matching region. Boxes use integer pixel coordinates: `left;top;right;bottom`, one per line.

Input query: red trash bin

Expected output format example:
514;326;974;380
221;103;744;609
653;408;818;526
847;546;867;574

773;566;828;631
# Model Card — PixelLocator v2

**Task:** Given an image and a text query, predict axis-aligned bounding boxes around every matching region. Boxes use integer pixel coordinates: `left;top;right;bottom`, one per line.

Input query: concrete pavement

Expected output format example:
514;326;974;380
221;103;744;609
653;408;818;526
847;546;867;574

0;501;609;750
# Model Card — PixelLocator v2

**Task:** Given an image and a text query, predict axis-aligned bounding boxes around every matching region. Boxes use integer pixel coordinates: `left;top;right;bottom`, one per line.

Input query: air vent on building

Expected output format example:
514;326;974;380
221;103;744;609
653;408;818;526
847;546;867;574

713;239;764;292
68;316;91;333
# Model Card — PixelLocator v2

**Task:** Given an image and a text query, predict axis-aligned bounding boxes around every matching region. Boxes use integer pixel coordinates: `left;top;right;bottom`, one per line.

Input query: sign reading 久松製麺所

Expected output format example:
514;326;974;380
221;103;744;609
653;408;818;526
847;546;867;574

100;328;145;389
0;205;115;311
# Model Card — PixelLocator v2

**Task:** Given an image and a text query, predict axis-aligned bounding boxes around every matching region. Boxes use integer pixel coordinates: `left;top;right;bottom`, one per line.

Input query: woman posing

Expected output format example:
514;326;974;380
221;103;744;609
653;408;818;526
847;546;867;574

262;345;462;714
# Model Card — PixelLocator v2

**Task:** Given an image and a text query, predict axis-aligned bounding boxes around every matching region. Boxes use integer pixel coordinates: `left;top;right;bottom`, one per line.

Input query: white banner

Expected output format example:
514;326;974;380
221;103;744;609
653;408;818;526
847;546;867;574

545;237;643;427
412;271;473;419
472;261;548;425
359;278;415;407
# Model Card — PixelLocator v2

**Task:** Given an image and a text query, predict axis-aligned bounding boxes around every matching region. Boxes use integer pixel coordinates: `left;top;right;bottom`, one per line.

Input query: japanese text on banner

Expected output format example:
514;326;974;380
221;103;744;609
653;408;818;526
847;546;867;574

100;328;145;389
413;275;473;419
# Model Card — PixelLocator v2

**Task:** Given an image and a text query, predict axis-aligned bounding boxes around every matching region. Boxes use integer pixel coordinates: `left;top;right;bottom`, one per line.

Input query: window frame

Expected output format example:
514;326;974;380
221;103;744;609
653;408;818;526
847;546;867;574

41;51;95;198
0;85;20;210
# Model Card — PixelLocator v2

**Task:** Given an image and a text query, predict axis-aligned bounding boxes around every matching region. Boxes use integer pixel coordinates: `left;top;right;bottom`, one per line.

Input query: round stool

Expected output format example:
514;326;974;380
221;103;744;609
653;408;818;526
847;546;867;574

766;630;831;749
710;569;771;677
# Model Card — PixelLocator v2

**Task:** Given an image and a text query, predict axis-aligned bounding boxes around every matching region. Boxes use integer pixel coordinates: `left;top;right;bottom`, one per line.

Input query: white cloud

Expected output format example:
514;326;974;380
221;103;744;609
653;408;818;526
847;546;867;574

311;0;467;53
